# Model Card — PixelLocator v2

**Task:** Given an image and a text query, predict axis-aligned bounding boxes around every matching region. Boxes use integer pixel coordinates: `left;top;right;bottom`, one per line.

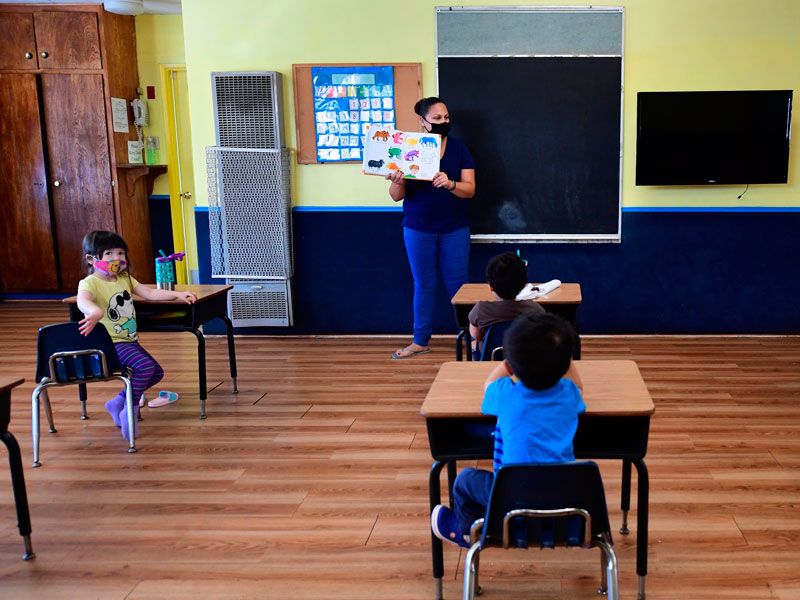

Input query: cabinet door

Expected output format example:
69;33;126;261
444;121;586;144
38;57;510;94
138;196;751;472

42;73;114;290
0;13;39;70
0;74;58;291
34;11;101;70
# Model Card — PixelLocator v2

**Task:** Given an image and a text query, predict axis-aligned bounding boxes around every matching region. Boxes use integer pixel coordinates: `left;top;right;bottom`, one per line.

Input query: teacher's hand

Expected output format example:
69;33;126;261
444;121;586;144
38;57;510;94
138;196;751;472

431;171;451;189
385;170;405;184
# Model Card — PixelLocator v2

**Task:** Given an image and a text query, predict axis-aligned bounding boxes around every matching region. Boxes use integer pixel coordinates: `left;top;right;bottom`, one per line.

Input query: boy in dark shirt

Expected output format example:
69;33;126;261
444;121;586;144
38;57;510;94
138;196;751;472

468;252;543;357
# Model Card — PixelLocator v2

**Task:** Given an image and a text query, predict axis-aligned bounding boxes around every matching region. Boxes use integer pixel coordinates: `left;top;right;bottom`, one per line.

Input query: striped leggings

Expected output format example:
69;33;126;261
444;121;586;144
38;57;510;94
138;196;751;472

114;342;164;400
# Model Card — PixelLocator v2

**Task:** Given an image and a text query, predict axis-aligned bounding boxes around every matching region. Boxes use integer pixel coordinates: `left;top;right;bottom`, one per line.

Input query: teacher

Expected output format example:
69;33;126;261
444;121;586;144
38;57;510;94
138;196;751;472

387;97;476;359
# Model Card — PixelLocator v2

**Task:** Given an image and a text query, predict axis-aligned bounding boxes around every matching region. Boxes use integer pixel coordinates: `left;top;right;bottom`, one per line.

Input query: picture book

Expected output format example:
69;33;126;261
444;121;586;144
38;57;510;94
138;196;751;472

361;126;441;180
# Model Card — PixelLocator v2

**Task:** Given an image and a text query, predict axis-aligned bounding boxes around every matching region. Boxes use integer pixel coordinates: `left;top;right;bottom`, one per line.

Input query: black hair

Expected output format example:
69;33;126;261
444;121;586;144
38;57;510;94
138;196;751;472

503;312;575;391
413;96;447;119
82;230;130;274
486;252;528;300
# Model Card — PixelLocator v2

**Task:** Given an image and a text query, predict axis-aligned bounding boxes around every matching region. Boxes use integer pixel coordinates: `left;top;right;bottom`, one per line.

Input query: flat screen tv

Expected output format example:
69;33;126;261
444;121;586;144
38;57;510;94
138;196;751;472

636;90;792;185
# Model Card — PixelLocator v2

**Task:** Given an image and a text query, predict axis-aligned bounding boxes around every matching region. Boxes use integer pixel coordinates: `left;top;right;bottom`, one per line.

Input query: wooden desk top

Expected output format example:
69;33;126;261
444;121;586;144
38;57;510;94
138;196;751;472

62;284;232;306
452;283;582;305
0;377;25;394
421;360;654;418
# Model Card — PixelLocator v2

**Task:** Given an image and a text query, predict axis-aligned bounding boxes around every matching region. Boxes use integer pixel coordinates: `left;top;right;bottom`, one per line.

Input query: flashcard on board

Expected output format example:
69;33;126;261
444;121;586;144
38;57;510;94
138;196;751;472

361;126;441;180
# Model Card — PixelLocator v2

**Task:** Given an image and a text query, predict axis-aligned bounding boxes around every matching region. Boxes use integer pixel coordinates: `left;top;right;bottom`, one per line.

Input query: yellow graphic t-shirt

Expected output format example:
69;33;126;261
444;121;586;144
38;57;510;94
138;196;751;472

77;273;140;343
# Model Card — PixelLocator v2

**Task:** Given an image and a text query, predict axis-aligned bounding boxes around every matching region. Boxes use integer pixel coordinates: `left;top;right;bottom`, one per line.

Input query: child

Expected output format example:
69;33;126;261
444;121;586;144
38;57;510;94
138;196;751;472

431;312;585;548
468;252;544;357
76;230;196;440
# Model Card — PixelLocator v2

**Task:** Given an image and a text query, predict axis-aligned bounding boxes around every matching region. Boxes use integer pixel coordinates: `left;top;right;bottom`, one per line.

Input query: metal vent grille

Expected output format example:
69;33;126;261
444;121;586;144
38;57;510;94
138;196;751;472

228;280;292;327
207;147;292;279
211;72;283;149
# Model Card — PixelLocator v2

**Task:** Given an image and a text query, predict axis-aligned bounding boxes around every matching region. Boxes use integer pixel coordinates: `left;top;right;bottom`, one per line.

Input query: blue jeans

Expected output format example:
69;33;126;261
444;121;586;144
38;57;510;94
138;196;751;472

403;226;470;346
453;467;494;536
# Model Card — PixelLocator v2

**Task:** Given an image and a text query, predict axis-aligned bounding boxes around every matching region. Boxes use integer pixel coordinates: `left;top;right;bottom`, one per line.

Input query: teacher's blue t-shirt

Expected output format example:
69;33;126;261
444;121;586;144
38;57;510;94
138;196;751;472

402;136;475;234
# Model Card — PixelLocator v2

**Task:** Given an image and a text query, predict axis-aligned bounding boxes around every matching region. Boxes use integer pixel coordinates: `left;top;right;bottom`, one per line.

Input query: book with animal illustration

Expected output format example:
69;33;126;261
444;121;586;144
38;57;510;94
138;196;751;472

361;126;441;180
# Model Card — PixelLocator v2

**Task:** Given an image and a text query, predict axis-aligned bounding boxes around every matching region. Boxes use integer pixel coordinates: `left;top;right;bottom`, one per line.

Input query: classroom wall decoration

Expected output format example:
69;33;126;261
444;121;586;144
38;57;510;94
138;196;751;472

311;65;395;162
362;127;440;180
292;63;422;164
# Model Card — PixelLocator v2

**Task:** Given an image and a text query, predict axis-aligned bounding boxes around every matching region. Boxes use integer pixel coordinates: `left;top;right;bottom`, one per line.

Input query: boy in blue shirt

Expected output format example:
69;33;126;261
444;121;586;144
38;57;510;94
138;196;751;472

431;312;585;548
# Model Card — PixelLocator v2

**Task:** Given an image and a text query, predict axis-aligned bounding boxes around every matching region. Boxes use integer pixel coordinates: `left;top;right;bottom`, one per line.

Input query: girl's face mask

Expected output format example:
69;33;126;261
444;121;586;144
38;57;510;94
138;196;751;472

94;259;127;275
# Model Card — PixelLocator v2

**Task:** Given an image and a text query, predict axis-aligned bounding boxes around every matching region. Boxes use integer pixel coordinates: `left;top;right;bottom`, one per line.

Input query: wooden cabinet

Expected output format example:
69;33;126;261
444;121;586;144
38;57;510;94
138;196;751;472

34;12;102;70
0;74;58;290
0;13;37;70
0;5;155;292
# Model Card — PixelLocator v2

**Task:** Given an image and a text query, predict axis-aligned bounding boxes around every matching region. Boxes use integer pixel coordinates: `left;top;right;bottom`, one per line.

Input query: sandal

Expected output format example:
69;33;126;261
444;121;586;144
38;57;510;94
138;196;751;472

391;346;431;360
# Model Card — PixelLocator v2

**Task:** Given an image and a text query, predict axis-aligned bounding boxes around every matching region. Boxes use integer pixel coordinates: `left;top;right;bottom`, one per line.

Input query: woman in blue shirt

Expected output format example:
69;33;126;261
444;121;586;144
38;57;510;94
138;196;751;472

387;97;476;359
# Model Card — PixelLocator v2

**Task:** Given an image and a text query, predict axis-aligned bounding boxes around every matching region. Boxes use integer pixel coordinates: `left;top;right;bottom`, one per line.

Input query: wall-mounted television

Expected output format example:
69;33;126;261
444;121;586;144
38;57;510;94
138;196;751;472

636;90;792;185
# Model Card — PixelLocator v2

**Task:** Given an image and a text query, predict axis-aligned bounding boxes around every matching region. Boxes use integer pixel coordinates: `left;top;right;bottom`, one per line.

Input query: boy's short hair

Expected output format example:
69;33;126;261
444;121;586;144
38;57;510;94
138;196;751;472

82;230;129;273
503;312;575;390
486;252;528;300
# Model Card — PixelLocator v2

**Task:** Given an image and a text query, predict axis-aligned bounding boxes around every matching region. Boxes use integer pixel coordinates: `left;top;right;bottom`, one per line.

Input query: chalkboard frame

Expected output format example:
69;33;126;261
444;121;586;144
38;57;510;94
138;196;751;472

435;6;624;243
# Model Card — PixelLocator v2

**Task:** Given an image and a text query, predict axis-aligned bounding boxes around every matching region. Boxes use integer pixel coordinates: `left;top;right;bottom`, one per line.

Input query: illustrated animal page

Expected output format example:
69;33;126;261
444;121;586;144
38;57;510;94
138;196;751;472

362;126;441;180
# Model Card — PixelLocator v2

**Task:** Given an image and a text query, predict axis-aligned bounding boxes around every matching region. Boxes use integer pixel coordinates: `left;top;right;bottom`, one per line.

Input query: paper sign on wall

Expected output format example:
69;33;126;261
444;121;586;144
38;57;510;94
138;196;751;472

111;97;129;133
361;126;440;180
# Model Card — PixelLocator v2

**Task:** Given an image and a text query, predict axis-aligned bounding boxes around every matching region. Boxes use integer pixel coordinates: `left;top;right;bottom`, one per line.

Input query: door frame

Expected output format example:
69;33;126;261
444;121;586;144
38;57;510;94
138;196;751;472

161;64;191;283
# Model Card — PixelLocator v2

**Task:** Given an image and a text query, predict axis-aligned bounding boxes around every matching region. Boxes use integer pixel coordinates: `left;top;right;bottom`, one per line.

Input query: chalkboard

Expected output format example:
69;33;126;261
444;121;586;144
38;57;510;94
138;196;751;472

439;56;622;240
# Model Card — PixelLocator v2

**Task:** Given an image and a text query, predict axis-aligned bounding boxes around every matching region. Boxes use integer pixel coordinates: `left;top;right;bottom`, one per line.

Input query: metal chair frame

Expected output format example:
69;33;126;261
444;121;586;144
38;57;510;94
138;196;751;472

32;348;135;467
462;465;619;600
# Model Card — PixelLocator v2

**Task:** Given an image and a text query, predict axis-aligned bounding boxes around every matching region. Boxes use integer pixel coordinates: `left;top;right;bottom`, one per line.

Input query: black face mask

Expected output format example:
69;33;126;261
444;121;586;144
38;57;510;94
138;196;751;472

425;120;451;138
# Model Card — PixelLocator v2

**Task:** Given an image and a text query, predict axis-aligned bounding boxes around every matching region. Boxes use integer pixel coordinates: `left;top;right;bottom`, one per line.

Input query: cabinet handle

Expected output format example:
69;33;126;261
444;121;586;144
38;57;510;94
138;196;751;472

25;52;33;60
53;180;61;187
40;51;49;59
181;192;193;199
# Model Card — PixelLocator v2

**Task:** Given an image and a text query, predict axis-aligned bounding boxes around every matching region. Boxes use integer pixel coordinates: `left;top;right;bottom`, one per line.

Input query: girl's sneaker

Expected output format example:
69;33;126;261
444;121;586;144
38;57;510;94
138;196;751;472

431;505;471;548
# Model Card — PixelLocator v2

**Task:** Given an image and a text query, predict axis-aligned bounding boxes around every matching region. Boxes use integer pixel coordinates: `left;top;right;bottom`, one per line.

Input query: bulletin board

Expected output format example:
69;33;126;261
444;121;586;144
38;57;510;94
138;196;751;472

292;63;422;164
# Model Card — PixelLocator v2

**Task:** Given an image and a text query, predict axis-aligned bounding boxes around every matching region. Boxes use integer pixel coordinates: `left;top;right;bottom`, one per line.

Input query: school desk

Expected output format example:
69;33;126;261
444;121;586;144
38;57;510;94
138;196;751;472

451;283;582;360
421;360;654;600
63;284;237;419
1;377;34;560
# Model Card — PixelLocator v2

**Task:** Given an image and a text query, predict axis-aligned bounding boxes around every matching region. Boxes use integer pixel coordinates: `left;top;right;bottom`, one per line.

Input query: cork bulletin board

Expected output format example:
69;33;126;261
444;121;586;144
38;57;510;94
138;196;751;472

292;63;422;164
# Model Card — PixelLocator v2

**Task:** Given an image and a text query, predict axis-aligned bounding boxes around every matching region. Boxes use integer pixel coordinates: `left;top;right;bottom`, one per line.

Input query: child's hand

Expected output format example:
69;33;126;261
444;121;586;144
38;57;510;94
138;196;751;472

177;291;197;304
78;309;103;336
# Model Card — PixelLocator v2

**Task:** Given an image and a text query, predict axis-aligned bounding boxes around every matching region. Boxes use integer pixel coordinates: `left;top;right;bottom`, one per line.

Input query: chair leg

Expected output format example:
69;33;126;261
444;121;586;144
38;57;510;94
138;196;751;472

41;388;56;433
118;376;137;454
463;543;481;600
31;383;45;468
595;539;619;600
79;383;89;420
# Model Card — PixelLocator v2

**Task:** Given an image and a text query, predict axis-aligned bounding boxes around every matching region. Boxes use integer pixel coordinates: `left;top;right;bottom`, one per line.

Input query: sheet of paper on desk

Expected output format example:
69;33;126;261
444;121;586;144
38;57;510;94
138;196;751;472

517;279;561;300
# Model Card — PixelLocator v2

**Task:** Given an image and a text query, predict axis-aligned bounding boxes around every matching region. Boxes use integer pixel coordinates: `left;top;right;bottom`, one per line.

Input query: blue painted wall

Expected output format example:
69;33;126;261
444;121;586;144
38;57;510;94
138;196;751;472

196;208;800;335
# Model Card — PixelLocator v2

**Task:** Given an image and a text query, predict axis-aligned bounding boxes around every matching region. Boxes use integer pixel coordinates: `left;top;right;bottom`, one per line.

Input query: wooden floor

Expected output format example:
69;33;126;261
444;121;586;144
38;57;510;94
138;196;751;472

1;301;799;599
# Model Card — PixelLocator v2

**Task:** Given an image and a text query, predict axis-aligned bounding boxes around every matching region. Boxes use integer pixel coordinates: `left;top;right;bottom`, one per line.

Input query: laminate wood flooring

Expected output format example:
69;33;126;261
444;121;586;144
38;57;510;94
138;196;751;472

0;302;798;599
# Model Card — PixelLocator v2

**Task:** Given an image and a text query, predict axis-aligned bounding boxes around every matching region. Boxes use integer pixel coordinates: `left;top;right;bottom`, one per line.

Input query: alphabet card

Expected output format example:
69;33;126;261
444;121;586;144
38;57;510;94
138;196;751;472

362;126;441;180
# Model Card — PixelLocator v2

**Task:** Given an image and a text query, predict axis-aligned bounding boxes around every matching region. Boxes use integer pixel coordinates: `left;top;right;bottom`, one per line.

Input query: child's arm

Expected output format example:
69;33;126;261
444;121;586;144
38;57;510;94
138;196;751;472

76;290;104;336
484;360;513;392
469;323;482;344
564;359;583;392
133;283;197;304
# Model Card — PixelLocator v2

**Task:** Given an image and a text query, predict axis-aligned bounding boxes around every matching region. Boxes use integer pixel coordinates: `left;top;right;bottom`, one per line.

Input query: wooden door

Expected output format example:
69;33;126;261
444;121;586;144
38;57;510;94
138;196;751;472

41;73;114;290
34;11;101;70
0;13;38;70
0;74;58;291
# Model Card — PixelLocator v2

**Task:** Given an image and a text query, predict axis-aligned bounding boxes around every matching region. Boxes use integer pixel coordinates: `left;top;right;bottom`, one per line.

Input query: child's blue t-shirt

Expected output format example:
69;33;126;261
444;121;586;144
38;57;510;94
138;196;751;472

482;377;586;472
401;136;475;234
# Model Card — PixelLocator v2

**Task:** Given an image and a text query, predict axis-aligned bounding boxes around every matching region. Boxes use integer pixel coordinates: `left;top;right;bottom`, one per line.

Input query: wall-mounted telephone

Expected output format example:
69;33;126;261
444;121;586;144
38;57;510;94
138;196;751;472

131;99;149;126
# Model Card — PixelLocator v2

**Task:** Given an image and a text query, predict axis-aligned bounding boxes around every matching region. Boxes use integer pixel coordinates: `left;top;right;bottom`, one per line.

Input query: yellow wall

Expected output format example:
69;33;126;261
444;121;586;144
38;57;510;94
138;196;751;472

181;0;799;210
135;14;186;196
